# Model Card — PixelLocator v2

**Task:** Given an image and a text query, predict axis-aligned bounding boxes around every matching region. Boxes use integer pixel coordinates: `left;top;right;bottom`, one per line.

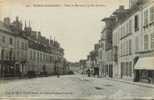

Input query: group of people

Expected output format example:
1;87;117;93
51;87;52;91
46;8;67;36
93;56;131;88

86;68;99;77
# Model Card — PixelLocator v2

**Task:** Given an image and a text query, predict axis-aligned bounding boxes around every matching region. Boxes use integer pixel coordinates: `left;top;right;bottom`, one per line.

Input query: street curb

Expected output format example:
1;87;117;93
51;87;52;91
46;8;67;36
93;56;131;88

78;75;154;88
106;78;154;88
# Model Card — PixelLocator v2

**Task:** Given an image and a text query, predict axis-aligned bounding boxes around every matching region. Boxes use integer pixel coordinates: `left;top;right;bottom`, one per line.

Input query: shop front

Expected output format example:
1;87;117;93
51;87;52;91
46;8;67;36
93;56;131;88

0;60;20;77
134;57;154;84
94;67;99;77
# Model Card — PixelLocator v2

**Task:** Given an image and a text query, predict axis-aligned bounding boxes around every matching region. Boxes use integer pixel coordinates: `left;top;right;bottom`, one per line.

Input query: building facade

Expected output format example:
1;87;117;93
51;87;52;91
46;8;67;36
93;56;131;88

112;0;154;82
0;17;66;77
0;17;28;77
98;16;116;78
97;0;154;83
134;0;154;83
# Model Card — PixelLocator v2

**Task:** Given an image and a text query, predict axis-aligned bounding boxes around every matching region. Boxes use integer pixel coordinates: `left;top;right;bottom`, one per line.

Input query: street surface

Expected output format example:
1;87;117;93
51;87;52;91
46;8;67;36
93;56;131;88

0;75;154;99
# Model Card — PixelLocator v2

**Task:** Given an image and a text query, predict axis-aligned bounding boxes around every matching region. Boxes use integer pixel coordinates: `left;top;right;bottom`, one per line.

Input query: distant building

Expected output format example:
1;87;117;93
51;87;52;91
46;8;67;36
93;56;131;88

69;62;80;73
79;59;87;74
100;15;116;78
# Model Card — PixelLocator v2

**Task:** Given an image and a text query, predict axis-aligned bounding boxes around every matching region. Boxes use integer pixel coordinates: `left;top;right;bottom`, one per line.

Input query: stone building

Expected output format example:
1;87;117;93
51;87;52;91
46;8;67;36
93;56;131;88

98;39;104;76
0;17;65;77
97;0;154;83
23;20;65;75
103;0;154;83
112;0;154;83
79;59;87;74
99;15;116;78
112;5;134;80
133;0;154;83
0;17;28;77
85;43;100;76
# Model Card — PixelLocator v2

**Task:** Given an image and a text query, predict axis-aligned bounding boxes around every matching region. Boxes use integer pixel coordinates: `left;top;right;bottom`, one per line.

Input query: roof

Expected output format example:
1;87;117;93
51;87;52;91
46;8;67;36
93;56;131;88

0;21;13;34
0;21;28;40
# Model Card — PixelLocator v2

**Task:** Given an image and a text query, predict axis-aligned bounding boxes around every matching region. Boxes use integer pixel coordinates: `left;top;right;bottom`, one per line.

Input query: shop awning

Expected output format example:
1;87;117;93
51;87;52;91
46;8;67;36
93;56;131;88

135;57;154;70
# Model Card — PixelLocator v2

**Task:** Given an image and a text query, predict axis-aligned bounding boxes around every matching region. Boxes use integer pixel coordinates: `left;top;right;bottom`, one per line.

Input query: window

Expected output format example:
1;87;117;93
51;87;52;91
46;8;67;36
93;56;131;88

144;10;149;26
9;38;13;45
50;56;52;63
135;15;139;32
144;35;149;50
102;43;104;50
9;48;13;60
22;42;24;49
135;37;139;51
126;41;129;55
129;40;132;55
5;52;8;60
124;25;126;36
30;50;32;60
124;63;127;76
122;42;125;56
150;6;154;22
47;55;49;62
129;20;132;33
37;52;39;62
25;43;27;49
126;22;129;34
120;43;122;56
40;53;42;62
121;26;124;38
17;40;19;48
46;55;48;62
151;33;154;49
123;42;126;56
118;31;120;43
2;36;5;43
16;50;19;59
44;54;45;61
33;51;36;61
122;43;124;56
121;63;124;77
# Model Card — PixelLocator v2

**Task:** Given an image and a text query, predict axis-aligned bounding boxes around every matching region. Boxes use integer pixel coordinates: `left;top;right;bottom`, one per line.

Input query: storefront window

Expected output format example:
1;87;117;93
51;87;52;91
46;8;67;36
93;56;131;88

141;70;148;79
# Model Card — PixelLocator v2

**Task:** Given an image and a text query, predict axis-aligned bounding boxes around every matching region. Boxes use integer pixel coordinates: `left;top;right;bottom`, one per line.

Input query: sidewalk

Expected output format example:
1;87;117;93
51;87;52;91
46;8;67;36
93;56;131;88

80;74;154;88
0;77;28;84
106;78;154;88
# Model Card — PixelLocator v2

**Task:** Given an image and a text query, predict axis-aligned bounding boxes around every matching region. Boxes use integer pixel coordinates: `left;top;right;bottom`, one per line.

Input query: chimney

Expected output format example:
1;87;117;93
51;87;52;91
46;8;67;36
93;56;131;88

119;5;125;10
16;16;19;22
4;17;10;26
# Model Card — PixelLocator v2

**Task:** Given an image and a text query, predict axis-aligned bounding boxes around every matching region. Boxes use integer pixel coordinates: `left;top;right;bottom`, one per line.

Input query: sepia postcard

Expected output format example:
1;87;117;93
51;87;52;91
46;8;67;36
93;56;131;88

0;0;154;99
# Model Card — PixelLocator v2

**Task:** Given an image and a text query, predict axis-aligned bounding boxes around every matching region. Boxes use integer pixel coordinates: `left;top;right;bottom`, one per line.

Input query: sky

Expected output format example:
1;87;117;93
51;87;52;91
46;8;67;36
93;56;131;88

0;0;128;62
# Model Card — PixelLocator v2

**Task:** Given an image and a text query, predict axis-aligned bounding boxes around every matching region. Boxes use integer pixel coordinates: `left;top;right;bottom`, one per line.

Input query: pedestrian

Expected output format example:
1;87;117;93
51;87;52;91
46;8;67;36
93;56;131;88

87;69;90;77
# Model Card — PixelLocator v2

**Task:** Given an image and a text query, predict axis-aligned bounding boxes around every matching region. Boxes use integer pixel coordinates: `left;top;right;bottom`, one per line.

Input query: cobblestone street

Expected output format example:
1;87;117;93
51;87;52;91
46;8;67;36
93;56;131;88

0;75;154;99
